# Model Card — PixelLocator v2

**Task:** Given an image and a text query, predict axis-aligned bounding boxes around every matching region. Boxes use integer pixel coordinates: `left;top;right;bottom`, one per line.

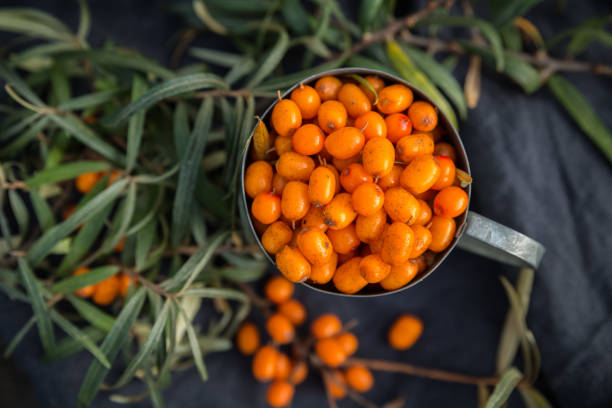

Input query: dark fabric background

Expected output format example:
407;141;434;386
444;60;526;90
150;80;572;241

1;1;611;407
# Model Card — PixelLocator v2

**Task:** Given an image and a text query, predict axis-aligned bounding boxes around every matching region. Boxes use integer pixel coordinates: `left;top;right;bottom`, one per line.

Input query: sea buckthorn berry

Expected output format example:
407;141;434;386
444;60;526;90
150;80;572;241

315;76;343;101
415;190;436;201
322;193;357;230
332;154;360;173
428;216;456;252
292;123;324;155
312;314;342;339
408;101;438;132
262;221;293;254
118;273;136;297
336;332;359;356
264;275;294;303
368;225;388;254
380;222;415;266
340;164;372;193
308;166;336;207
345;365;374;393
297;228;334;266
326;370;347;399
291;84;321;119
310;251;338;284
354;111;387;140
274;352;292;380
385;113;413;144
289;360;309;385
333;257;368;294
266;313;295;344
327;224;359;255
433;186;468;218
281;181;310;221
359;254;392;283
388;314;424;350
75;172;101;194
377;84;414;114
253;346;278;382
434;142;457;162
325;164;342;194
377;165;403;191
414;199;433;226
380;261;419;291
355;209;387;243
245;161;273;198
288;225;305;248
252;192;281;225
318;100;347;134
92;275;120;306
352;182;384;216
279;299;307;326
236;322;260;355
400;155;441;195
325;127;365;159
266;380;294;408
276;152;315;182
73;267;95;298
337;249;358;264
271;99;302;137
431;155;456;190
275;136;293;156
409;225;432;259
360;75;385;103
362;138;395;178
315;337;347;367
396;134;435;162
338;83;372;118
302;206;328;231
383;187;419;224
275;246;311;282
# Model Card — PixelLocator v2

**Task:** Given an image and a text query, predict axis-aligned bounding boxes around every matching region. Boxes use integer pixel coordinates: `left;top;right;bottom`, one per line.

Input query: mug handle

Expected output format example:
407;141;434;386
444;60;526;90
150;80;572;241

456;211;545;269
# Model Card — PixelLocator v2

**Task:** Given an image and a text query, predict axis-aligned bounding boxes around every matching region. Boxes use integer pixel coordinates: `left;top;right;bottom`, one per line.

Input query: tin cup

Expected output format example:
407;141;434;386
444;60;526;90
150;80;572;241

240;68;545;297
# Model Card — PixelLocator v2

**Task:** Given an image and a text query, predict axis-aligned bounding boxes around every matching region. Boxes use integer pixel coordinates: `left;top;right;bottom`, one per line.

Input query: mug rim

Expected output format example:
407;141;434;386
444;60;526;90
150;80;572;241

240;67;472;297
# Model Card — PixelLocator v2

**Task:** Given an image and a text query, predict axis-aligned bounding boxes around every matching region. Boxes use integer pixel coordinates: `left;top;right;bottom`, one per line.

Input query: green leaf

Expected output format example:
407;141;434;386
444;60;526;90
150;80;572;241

77;0;90;41
173;102;190;159
193;0;228;35
145;368;166;408
29;189;55;232
281;0;309;35
0;62;45;106
24;161;110;188
172;98;214;246
245;27;289;88
135;218;157;271
51;265;119;294
45;326;105;362
77;288;146;408
359;0;385;30
66;294;115;332
501;25;522;52
224;57;256;86
484;367;523;408
8;190;29;238
3;316;36;357
126;185;164;236
548;75;612;164
518;385;553;408
0;9;73;42
126;75;148;172
188;47;242;68
17;258;55;352
175;300;208;381
57;90;119;111
345;74;379;105
490;0;543;28
134;164;180;184
345;54;396;74
567;27;612;57
102;73;226;127
0;116;48;157
100;181;137;254
183;287;249;336
255;58;346;91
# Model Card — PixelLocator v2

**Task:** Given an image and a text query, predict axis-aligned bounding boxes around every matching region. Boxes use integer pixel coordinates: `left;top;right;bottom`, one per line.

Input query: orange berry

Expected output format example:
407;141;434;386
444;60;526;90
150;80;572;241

409;225;432;258
355;208;387;243
262;221;293;254
276;151;315;182
431;155;456;190
377;165;403;191
75;172;101;194
266;313;295;344
434;142;457;162
352;182;384;216
360;75;385;103
275;245;311;282
275;135;293;156
297;228;334;266
325;127;365;160
340;163;372;193
326;370;347;399
385;113;413;144
433;186;468;218
281;181;310;221
308;166;336;207
326;223;359;255
322;193;357;230
396;133;434;162
380;261;419;291
368;224;388;254
309;251;338;284
388;314;423;350
272;173;288;196
274;352;292;380
428;216;456;252
332;154;360;173
318;100;347;134
264;275;294;303
289;360;309;385
253;345;279;382
359;254;391;283
354;111;387;140
252;192;281;225
236;321;260;355
311;314;342;339
362;137;395;178
266;380;294;407
315;76;342;101
383;187;419;224
279;299;307;326
291;84;321;119
301;206;328;232
414;199;433;226
335;332;358;356
337;248;358;264
400;155;441;195
407;101;438;132
315;337;347;367
324;163;342;194
118;273;136;297
92;275;120;306
292;123;324;155
345;365;374;392
415;189;436;201
333;257;368;294
73;267;95;298
377;84;414;114
380;222;415;266
338;83;372;118
245;161;273;198
272;99;302;137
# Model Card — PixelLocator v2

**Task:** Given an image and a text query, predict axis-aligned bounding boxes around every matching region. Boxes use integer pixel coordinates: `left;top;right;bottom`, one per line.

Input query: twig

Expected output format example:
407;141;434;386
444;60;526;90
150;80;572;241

167;244;260;256
122;267;175;299
233;281;272;312
320;370;340;408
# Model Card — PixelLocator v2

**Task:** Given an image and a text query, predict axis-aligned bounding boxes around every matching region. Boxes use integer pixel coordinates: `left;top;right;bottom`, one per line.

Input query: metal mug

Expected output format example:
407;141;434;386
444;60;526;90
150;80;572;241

240;68;545;297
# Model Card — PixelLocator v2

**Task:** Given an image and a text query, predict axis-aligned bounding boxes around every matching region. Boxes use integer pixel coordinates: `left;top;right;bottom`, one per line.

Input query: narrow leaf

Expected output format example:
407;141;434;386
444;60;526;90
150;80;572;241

485;367;523;408
57;90;119;111
281;0;309;35
45;326;105;362
8;190;29;237
188;47;242;67
0;116;49;157
359;0;385;30
246;27;289;88
175;300;208;381
519;385;553;408
3;316;36;357
67;294;115;332
25;161;110;188
464;55;482;109
30;189;55;232
256;58;346;91
251;117;272;160
145;368;167;408
126;75;148;172
173;102;190;159
0;61;44;106
490;0;543;28
193;0;228;35
51;266;119;294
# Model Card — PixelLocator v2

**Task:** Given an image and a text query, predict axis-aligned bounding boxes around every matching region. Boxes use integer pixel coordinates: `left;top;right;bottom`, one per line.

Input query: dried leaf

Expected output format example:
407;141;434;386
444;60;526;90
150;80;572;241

456;169;473;187
252;117;272;160
514;17;544;48
464;55;482;108
518;385;553;408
